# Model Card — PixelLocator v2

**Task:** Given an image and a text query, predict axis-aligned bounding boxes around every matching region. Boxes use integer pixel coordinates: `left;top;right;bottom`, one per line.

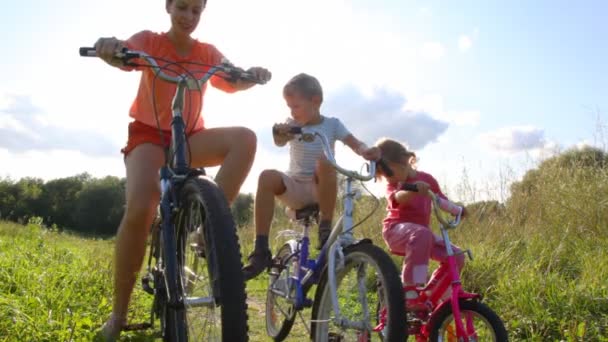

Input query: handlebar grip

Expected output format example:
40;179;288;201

240;72;269;85
401;183;419;192
272;126;302;135
377;159;394;177
79;47;97;57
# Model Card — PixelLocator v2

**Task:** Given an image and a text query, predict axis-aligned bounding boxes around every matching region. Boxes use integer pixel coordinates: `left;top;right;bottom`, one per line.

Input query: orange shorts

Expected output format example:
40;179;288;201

121;120;204;156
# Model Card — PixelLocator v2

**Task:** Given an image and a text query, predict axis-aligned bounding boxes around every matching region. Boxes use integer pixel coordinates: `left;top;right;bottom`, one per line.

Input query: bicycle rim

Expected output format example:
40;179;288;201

311;243;406;342
265;243;298;341
429;300;508;342
176;176;248;341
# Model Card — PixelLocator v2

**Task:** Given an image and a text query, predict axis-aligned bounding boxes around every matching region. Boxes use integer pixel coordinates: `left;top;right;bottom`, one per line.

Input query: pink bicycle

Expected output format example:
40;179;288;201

374;189;508;341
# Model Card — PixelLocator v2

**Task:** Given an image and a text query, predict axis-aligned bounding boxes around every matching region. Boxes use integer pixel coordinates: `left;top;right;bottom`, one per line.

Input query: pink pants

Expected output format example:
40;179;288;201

383;222;465;286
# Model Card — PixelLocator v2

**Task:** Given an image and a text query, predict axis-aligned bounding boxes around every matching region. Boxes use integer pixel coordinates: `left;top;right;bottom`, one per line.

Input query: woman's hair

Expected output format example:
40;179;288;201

283;73;323;103
166;0;207;6
375;137;417;177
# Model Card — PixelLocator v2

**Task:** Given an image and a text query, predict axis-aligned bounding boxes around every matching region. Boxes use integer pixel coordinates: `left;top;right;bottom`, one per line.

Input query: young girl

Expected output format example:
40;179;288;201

375;138;467;311
94;0;271;339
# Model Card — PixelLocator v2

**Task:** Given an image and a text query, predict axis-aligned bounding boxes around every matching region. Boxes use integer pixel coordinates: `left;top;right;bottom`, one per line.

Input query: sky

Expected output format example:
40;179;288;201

1;0;607;202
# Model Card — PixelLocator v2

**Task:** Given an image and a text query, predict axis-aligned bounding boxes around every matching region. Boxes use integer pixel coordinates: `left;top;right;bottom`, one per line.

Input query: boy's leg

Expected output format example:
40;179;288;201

242;170;286;280
187;126;257;204
102;144;164;340
314;156;337;248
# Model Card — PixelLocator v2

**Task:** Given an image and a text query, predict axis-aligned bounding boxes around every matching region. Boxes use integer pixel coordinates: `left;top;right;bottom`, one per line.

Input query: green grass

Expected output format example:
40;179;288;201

0;221;314;341
2;149;608;341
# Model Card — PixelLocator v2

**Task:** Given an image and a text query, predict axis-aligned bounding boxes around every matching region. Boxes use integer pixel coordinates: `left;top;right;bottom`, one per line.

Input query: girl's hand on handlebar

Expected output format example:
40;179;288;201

459;204;468;218
414;181;431;196
94;37;126;67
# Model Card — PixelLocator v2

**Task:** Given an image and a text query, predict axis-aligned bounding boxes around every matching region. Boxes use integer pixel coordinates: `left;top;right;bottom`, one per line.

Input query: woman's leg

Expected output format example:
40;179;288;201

103;144;164;339
187;126;257;204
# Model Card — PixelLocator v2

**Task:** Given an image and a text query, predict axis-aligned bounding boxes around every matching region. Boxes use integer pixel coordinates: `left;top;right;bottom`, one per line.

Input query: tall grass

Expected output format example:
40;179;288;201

1;147;608;340
239;146;608;340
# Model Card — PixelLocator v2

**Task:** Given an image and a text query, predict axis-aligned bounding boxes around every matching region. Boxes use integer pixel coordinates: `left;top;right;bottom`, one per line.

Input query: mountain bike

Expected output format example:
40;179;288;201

80;46;267;341
265;127;407;341
374;186;508;341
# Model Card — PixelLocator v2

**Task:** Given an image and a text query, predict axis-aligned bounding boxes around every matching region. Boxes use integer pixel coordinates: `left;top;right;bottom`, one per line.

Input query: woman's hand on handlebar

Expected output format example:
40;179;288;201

246;67;272;84
231;66;272;90
94;37;126;67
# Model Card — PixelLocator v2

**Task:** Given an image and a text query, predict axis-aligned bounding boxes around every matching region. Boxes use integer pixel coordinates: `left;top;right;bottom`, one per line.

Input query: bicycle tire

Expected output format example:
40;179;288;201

310;242;407;342
165;176;249;341
427;299;508;342
265;242;298;341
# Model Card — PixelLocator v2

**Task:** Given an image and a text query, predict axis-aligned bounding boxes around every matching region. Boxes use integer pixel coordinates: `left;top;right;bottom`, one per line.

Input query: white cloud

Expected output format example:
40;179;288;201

420;42;446;61
458;35;473;52
405;93;480;126
479;126;557;155
324;86;448;149
0;94;120;156
0;0;495;199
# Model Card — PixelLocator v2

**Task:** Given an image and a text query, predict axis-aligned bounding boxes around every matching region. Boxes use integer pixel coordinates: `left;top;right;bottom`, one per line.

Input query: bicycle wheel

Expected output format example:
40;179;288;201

311;243;406;342
170;176;248;341
427;299;508;342
266;242;298;341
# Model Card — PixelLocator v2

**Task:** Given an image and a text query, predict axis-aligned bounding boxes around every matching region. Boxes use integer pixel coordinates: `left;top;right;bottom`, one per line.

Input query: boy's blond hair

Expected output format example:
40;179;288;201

283;73;323;103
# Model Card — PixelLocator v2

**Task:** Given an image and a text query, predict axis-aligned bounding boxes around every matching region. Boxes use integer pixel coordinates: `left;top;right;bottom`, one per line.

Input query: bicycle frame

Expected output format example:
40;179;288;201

414;193;480;340
276;130;376;330
150;61;232;310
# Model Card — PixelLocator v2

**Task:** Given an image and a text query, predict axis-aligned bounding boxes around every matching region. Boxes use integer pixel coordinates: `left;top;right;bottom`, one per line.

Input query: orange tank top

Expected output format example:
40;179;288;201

124;30;236;131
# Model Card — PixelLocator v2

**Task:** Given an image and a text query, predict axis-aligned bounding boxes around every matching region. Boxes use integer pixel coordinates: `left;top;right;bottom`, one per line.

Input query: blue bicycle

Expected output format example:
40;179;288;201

80;46;266;341
264;128;406;341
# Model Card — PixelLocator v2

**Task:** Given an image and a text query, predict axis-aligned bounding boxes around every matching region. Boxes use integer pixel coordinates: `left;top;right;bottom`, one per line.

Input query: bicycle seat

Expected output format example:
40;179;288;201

292;203;320;222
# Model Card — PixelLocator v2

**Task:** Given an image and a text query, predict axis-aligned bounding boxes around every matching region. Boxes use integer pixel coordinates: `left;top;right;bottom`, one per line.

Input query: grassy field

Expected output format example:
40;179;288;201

1;148;608;341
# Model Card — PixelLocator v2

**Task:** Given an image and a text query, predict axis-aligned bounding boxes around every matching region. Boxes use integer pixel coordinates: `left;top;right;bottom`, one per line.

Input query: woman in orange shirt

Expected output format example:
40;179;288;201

93;0;271;339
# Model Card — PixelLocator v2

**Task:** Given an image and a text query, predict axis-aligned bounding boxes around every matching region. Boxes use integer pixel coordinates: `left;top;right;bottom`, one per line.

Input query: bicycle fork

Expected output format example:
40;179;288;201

327;241;369;331
439;226;478;341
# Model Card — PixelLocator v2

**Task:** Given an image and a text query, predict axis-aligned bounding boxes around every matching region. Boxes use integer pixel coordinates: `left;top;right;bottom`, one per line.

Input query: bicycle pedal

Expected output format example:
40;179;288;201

141;275;154;295
122;322;153;331
303;298;313;308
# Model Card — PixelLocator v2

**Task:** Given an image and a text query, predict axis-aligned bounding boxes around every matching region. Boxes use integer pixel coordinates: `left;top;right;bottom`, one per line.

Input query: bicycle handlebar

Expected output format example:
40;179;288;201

398;183;463;228
78;47;265;85
278;126;377;181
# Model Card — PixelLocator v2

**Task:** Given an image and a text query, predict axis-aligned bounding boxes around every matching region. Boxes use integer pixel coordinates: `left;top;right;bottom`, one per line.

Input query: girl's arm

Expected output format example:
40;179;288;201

393;181;430;204
429;176;467;217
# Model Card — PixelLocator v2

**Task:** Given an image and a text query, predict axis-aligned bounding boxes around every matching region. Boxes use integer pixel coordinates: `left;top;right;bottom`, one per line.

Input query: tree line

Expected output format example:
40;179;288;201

0;173;253;236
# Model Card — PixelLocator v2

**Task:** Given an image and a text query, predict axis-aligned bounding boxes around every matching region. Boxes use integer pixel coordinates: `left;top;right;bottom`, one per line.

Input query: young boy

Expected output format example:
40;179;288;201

243;73;380;280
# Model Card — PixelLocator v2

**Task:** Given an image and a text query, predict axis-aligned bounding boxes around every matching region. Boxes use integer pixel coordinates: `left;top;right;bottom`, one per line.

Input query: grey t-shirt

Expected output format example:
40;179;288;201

285;115;351;177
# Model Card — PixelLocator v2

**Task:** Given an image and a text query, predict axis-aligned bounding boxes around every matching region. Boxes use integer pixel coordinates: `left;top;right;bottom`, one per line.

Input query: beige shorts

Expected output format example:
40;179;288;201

277;173;318;210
